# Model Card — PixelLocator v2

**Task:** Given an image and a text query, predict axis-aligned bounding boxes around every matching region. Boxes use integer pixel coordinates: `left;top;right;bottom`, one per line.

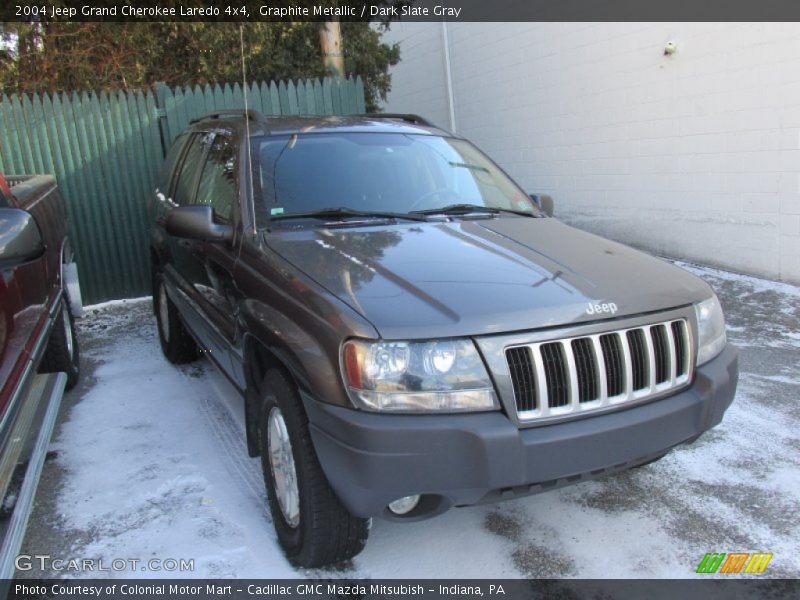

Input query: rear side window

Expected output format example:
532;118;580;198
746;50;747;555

173;133;212;205
195;134;237;222
157;132;189;194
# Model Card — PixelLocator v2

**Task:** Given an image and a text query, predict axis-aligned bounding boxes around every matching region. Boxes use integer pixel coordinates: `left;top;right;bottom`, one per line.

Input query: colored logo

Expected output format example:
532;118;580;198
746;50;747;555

696;552;773;574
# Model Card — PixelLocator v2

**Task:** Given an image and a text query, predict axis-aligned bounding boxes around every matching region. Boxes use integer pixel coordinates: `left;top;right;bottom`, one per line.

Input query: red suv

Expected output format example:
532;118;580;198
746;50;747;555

0;173;81;580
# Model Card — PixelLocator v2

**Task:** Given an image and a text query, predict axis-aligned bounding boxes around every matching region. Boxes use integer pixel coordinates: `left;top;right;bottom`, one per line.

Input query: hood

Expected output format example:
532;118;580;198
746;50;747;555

266;217;711;339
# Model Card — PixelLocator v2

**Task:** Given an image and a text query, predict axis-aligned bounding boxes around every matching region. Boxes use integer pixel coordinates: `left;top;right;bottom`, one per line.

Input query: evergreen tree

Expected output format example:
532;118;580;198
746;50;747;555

0;22;400;111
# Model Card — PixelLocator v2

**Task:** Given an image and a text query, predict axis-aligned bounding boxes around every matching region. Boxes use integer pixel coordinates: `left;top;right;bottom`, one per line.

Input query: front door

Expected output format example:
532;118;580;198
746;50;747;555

163;129;242;385
186;131;241;379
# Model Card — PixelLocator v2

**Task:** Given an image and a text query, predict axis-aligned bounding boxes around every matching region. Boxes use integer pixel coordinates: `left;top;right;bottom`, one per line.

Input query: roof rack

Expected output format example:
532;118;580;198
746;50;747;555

189;109;268;128
356;113;437;128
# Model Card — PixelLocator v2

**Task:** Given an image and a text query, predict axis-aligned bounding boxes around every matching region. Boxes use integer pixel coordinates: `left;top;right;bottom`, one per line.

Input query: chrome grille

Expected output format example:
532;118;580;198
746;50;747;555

571;338;599;402
507;347;537;411
672;321;688;377
505;318;692;422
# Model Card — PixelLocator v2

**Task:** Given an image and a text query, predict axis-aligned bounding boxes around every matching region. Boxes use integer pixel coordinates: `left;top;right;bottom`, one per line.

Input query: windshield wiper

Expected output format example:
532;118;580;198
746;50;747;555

410;203;538;217
270;207;428;222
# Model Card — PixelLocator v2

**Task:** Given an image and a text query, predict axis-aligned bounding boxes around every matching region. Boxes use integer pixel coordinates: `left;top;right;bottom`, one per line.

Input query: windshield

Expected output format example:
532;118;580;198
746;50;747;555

251;132;538;223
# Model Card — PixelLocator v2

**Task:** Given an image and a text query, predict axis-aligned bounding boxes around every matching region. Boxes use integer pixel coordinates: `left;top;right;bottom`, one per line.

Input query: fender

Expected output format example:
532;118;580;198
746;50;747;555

231;237;380;456
238;297;352;456
240;333;298;457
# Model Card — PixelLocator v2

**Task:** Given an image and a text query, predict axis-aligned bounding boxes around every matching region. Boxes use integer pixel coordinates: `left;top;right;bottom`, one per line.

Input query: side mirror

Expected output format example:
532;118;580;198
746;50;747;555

0;208;45;268
165;205;233;243
529;193;554;217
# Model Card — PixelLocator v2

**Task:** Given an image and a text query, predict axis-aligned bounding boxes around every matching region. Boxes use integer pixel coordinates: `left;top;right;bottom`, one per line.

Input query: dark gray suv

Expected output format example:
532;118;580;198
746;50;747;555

149;111;738;567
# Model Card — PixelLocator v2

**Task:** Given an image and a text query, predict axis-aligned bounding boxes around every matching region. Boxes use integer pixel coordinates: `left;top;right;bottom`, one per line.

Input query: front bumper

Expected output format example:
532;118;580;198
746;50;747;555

303;343;738;520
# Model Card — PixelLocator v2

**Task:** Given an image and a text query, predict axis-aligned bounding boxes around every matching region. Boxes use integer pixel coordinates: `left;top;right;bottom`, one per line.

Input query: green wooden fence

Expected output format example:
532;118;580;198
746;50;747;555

0;76;366;303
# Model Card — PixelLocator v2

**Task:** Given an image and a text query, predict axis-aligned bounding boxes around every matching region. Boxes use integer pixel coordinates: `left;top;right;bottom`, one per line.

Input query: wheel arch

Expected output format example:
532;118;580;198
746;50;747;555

237;293;360;457
59;235;83;317
242;334;307;457
59;235;73;269
57;235;70;288
150;245;168;314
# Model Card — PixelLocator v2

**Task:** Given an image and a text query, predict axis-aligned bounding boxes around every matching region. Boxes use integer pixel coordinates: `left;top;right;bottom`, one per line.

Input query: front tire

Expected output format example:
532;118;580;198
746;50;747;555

39;296;80;390
153;273;198;364
258;369;369;567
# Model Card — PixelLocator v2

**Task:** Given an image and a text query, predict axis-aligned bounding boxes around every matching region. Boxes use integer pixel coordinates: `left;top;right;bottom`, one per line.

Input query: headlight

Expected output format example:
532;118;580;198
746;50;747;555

341;338;498;412
694;294;727;366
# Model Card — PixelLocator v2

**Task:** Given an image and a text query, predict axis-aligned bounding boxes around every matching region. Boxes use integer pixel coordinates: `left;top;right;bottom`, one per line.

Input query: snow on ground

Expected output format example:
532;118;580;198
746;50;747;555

46;299;294;579
18;262;800;579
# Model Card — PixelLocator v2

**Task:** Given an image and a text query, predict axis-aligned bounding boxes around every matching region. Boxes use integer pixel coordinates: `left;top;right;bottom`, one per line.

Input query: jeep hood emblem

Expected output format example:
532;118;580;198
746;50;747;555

586;302;618;316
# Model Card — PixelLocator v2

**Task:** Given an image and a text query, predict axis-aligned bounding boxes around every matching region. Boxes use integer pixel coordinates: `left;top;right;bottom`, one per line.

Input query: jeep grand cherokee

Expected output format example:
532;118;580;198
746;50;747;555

148;111;738;567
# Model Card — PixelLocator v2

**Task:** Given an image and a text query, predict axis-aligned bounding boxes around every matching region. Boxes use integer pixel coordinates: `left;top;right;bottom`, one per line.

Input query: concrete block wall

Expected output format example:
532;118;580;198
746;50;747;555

379;22;451;128
382;22;800;283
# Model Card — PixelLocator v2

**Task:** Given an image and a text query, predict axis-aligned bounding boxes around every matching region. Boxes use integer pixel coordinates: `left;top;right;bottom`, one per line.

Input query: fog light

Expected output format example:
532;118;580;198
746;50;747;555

388;495;420;515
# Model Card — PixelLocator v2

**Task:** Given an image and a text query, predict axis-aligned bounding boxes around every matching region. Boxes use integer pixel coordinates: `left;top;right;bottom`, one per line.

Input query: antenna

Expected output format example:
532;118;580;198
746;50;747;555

240;24;257;236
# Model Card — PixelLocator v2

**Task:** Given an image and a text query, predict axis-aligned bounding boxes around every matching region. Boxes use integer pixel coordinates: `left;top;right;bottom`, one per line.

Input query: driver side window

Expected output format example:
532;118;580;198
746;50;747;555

172;133;208;206
195;134;237;223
